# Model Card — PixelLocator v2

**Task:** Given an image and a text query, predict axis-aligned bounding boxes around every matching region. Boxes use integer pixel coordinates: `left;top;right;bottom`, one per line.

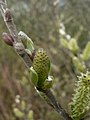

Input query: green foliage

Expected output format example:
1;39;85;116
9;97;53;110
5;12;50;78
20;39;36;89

70;72;90;120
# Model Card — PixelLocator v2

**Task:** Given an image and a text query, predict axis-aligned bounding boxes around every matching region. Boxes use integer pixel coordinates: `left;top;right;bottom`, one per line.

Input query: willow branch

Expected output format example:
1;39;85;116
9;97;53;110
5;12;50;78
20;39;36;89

0;1;72;120
42;89;72;120
0;0;32;68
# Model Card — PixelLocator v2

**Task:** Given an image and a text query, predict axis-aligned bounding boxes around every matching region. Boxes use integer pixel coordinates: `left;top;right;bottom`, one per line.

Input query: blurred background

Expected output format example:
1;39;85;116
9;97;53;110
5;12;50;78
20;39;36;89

0;0;90;120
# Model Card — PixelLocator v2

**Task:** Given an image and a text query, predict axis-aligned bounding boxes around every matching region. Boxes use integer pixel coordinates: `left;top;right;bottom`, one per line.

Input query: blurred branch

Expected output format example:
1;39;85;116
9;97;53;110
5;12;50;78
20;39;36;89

0;0;72;120
81;114;90;120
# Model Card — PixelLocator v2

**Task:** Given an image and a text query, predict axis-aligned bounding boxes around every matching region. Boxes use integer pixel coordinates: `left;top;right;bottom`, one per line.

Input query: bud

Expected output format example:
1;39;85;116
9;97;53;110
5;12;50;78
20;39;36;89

21;100;26;111
72;56;86;72
5;8;12;22
60;38;68;48
13;108;24;118
2;32;13;46
68;38;79;54
27;110;34;120
82;42;90;61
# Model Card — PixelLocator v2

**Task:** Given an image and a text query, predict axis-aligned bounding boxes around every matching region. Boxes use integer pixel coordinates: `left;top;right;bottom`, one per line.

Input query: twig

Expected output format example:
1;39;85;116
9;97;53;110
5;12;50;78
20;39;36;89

42;89;72;120
0;0;32;68
0;1;72;120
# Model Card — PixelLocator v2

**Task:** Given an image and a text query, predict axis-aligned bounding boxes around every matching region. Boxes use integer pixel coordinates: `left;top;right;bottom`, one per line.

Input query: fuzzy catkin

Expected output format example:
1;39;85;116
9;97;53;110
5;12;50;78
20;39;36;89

70;72;90;120
33;48;50;88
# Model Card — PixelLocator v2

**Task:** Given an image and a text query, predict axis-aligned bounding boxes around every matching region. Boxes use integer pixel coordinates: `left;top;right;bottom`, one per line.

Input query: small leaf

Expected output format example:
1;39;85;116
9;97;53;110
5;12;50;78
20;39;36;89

30;67;38;86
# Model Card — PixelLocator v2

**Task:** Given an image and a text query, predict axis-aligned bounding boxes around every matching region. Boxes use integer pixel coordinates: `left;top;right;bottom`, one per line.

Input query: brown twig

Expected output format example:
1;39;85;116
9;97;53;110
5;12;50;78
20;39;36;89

0;0;72;120
42;89;72;120
0;0;32;68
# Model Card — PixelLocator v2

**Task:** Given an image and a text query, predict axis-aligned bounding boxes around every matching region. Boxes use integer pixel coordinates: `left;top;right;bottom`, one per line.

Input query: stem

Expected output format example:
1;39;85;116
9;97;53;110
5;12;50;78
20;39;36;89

42;89;72;120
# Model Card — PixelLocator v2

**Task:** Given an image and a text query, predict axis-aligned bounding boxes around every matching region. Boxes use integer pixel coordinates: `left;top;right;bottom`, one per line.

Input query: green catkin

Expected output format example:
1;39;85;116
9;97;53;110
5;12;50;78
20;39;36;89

33;48;50;88
68;38;79;54
72;56;86;73
70;72;90;120
82;42;90;61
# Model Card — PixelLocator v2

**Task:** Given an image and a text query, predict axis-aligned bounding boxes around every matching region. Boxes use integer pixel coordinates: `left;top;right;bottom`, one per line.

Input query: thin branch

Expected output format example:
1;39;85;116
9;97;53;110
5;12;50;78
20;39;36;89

42;89;72;120
0;1;72;120
0;0;32;68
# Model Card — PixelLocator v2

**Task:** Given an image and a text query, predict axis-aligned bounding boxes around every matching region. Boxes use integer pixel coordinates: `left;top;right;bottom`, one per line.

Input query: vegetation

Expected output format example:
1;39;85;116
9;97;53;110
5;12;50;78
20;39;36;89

0;0;90;120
